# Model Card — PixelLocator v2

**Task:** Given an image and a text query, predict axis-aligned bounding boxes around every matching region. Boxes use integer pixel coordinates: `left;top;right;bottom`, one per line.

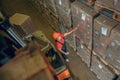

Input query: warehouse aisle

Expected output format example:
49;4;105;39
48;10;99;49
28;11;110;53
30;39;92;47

0;0;98;80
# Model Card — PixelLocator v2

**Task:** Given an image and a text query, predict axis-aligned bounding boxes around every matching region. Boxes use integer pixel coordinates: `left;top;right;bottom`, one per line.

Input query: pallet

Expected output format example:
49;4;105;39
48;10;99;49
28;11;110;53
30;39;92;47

92;51;120;75
94;2;120;22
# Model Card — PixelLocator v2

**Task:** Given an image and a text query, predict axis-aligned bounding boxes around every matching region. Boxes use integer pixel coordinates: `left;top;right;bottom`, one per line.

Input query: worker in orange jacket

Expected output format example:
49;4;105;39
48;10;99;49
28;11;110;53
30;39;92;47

52;28;77;62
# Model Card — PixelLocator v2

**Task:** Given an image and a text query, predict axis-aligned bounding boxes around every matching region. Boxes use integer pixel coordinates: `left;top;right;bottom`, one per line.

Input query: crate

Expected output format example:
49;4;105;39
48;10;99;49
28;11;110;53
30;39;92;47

90;55;116;80
76;38;92;67
105;25;120;71
71;1;98;50
10;13;36;38
93;14;118;58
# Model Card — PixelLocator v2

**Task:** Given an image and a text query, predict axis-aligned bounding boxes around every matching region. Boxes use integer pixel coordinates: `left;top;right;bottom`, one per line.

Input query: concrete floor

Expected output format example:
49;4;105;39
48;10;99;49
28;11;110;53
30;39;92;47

0;0;98;80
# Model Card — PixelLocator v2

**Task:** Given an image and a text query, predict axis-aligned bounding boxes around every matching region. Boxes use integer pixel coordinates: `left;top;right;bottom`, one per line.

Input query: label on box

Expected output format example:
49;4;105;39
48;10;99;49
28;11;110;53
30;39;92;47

114;0;118;6
101;27;107;36
98;64;103;69
111;41;116;47
59;0;62;5
81;13;86;21
81;44;84;49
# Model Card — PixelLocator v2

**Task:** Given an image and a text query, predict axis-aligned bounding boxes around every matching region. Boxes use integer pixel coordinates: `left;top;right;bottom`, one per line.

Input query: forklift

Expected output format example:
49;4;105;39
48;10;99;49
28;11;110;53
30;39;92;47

24;30;72;80
0;7;72;79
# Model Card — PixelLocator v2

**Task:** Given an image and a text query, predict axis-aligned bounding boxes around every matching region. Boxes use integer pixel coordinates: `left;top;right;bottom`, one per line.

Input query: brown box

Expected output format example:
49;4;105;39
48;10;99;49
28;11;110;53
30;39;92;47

76;38;92;67
65;32;76;50
56;4;71;28
91;55;116;80
95;0;120;12
10;13;36;38
93;37;110;59
93;14;118;58
71;1;98;50
105;25;120;70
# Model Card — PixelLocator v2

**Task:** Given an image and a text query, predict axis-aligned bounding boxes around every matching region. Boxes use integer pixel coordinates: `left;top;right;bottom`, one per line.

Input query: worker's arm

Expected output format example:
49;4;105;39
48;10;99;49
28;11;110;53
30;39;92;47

64;26;79;37
58;48;69;55
64;29;74;37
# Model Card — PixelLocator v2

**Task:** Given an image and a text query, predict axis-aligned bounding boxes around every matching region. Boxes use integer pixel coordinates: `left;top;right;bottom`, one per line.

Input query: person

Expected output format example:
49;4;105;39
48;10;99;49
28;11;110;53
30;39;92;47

52;28;77;62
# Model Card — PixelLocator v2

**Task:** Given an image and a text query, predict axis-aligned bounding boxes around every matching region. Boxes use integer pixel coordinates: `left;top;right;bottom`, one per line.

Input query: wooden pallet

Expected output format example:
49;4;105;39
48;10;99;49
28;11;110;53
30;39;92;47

92;51;120;75
94;2;120;22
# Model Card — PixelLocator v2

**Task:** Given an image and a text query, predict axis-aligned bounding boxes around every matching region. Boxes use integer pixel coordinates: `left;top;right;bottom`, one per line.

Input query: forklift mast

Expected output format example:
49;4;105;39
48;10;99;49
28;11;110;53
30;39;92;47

0;7;26;48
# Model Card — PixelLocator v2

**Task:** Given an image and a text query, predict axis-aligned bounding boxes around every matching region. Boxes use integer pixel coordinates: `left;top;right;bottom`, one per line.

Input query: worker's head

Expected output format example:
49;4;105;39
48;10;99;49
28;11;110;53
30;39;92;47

52;32;62;41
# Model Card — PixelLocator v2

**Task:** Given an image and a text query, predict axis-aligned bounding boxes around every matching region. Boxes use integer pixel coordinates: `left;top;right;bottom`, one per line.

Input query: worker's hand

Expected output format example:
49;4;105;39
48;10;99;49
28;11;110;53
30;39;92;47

65;52;69;55
72;27;78;32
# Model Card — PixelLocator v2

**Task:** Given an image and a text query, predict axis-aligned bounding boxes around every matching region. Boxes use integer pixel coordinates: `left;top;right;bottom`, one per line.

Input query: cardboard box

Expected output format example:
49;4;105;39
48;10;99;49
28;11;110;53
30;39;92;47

93;14;118;58
105;25;120;70
71;1;98;50
91;55;116;80
76;38;92;67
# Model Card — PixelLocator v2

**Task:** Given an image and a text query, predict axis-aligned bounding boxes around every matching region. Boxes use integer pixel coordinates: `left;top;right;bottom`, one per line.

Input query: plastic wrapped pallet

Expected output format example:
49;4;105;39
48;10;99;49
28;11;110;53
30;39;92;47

91;55;116;80
76;38;92;67
95;0;120;12
10;13;36;38
105;25;120;71
93;14;118;58
55;0;71;28
71;1;98;50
